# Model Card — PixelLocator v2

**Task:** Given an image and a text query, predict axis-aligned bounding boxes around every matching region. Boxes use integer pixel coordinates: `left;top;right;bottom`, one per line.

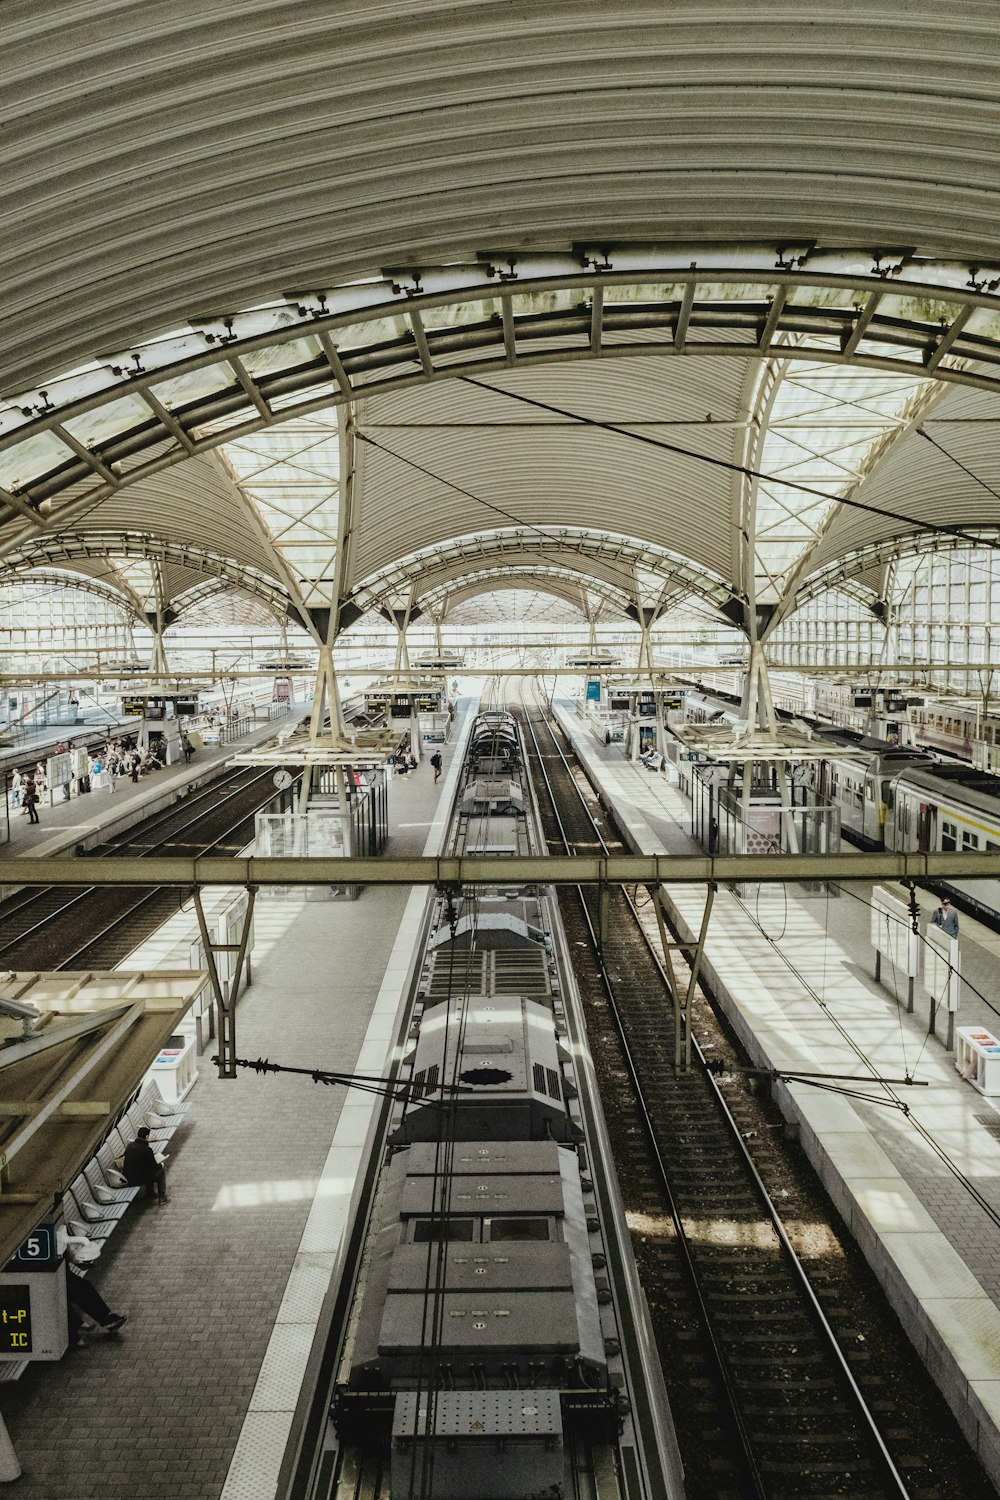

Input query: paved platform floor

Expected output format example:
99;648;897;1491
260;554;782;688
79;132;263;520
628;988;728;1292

0;708;474;1500
555;700;1000;1481
0;715;294;858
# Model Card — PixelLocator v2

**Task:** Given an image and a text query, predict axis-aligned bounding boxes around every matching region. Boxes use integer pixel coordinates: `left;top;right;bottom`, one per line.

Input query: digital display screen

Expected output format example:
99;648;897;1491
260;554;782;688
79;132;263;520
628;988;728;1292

122;697;166;718
0;1286;32;1354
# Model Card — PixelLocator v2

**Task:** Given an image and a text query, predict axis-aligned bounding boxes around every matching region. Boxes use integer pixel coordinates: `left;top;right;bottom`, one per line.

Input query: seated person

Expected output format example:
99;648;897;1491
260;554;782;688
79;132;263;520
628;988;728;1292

123;1127;170;1203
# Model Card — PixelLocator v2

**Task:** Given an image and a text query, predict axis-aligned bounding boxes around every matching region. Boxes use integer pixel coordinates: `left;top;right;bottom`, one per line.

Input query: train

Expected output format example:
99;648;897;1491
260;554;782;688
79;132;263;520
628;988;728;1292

329;710;649;1499
682;687;1000;921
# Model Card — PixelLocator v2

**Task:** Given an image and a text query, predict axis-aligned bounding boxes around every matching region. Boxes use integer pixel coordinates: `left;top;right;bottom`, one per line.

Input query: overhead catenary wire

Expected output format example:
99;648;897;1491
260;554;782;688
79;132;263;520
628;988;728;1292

352;428;658;606
460;376;1000;555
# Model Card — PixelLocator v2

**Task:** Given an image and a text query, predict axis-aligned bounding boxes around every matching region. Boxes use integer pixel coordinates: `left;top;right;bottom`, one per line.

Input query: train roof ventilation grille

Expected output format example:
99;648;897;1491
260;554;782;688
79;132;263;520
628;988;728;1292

490;951;551;997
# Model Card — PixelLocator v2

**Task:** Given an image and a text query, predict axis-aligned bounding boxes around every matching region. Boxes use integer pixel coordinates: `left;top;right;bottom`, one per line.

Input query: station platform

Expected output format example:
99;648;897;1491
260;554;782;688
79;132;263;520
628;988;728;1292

553;700;1000;1484
0;715;296;861
0;702;478;1500
0;717;130;775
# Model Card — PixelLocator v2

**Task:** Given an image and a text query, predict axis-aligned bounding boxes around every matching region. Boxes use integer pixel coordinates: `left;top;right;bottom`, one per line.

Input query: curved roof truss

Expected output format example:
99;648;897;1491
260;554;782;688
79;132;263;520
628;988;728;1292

5;246;1000;541
419;565;632;620
789;529;1000;613
347;525;733;621
0;567;143;621
3;533;293;618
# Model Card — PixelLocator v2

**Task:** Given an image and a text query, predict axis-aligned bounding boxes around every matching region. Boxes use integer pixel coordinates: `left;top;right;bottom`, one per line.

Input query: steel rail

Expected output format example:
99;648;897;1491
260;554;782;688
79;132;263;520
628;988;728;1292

519;681;759;1497
0;769;273;961
56;779;274;968
520;688;768;1498
524;686;912;1500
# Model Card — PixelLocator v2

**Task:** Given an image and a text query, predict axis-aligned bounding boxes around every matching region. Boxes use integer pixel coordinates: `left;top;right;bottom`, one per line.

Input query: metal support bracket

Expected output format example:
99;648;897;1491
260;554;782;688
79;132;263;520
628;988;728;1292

194;886;257;1079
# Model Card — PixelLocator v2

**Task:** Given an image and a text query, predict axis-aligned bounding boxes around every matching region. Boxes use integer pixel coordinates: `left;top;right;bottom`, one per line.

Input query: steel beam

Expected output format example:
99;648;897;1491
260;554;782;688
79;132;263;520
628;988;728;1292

6;661;1000;685
6;851;1000;887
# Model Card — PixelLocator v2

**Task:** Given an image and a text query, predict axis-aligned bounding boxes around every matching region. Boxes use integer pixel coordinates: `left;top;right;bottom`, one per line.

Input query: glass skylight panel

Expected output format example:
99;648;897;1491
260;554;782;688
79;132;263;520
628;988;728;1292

61;393;152;448
150;363;236;410
419;298;501;331
221;412;341;607
0;430;74;489
110;555;155;606
752;357;928;605
241;336;322;379
509;289;582;318
603;283;686;306
332;315;410;349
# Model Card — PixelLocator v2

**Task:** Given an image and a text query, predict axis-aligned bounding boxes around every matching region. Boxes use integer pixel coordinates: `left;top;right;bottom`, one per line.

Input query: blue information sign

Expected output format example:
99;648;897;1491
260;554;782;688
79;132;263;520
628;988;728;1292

586;679;601;703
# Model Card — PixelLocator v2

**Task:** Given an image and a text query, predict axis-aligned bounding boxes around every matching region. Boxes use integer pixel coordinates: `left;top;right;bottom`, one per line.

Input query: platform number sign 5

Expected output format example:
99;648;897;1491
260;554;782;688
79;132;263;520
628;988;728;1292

13;1223;57;1268
0;1286;32;1353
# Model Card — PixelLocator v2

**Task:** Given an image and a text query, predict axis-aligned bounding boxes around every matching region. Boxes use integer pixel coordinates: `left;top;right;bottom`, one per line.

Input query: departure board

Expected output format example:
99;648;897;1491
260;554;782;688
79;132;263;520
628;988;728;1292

0;1285;32;1354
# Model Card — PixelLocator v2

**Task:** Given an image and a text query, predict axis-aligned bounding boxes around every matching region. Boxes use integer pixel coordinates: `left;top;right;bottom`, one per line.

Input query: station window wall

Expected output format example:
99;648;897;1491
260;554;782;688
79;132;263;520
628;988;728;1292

769;588;880;668
0;581;135;669
770;552;1000;693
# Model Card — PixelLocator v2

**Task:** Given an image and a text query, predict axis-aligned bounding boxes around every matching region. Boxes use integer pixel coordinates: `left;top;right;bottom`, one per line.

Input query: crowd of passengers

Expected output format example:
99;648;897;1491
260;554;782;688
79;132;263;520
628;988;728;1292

7;731;194;822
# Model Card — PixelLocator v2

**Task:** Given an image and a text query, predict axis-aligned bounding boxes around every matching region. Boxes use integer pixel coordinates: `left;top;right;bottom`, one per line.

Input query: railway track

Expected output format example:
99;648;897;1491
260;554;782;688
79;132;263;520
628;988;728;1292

516;687;996;1500
0;766;275;970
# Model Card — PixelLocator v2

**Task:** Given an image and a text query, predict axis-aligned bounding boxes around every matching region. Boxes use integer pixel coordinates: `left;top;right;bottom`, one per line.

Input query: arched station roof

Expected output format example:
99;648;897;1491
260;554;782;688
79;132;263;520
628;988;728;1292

3;3;1000;640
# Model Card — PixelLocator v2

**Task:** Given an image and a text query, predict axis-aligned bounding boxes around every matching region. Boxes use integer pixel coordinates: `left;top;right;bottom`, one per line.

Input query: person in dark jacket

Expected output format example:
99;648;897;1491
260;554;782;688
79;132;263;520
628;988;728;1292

65;1267;128;1347
123;1127;169;1203
23;775;40;824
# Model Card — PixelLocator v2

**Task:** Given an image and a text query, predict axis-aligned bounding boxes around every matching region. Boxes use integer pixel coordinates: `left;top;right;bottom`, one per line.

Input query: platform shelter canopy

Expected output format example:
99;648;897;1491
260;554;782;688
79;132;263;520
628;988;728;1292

0;970;208;1269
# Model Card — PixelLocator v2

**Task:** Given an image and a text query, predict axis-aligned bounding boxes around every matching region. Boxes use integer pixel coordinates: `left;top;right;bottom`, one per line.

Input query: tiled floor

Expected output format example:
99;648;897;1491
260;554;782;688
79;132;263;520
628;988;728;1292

0;716;471;1500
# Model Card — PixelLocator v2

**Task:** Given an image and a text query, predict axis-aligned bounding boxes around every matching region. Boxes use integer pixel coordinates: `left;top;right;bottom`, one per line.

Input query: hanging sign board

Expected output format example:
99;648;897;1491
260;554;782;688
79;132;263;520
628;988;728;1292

586;680;601;704
925;926;961;1013
870;886;920;979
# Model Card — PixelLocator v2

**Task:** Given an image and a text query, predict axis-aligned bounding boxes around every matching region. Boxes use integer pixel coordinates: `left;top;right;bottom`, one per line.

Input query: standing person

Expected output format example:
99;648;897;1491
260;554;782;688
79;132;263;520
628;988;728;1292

932;895;960;937
130;750;141;784
123;1126;169;1203
430;750;443;783
23;774;39;824
9;768;22;810
181;731;193;764
106;753;118;794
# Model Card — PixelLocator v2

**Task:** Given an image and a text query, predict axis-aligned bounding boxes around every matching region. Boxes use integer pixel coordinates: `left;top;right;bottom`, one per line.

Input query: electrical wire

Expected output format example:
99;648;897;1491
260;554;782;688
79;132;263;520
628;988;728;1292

461;377;1000;555
352;428;712;608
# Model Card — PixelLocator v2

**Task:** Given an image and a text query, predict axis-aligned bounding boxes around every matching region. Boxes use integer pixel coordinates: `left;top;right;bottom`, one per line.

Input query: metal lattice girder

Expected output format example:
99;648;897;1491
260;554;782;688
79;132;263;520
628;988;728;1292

7;852;1000;886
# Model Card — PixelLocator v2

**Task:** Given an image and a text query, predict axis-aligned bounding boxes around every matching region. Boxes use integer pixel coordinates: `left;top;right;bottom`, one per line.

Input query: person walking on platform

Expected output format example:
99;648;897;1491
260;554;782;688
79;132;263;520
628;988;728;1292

430;750;443;783
23;774;39;824
123;1127;169;1203
932;895;960;938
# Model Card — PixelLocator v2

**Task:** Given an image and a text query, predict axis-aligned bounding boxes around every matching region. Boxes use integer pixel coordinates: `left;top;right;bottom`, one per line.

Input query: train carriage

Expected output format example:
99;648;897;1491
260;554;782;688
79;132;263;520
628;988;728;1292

328;712;645;1499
